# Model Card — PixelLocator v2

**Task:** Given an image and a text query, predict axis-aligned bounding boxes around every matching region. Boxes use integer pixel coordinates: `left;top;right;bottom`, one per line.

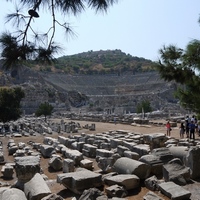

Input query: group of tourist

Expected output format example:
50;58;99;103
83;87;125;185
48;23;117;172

166;115;200;140
182;115;199;140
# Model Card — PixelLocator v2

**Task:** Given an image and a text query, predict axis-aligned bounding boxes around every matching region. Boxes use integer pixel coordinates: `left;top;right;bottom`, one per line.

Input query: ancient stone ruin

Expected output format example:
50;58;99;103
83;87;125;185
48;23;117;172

0;117;200;199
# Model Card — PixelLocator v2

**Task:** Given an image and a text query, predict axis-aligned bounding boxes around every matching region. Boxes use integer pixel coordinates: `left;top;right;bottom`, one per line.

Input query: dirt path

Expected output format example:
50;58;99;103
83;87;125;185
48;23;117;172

50;118;182;139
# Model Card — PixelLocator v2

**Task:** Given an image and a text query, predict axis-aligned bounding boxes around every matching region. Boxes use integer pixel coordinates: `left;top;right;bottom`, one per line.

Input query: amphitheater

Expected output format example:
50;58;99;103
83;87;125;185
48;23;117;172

41;71;181;114
0;67;183;115
42;72;164;94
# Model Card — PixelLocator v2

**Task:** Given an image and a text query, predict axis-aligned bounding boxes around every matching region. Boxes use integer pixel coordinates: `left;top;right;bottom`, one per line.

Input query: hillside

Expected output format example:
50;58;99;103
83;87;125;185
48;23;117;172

0;50;182;115
32;49;155;75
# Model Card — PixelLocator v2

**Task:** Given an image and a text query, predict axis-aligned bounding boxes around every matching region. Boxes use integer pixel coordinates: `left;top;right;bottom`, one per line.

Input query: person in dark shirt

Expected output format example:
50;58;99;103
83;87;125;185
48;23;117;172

185;120;189;138
179;122;185;139
189;121;196;140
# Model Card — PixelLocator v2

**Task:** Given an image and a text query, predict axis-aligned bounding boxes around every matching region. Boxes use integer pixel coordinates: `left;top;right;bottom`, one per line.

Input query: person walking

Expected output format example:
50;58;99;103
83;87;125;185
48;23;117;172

189;120;196;140
114;117;117;125
185;120;189;138
179;122;185;139
166;121;171;136
198;122;200;136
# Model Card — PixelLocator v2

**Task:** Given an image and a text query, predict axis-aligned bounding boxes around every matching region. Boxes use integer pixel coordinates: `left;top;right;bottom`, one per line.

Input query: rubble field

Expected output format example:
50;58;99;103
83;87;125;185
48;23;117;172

0;119;200;200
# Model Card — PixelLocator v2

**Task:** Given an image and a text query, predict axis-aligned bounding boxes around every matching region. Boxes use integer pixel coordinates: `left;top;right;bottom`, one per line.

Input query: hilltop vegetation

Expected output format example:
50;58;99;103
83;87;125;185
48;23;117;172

33;49;155;75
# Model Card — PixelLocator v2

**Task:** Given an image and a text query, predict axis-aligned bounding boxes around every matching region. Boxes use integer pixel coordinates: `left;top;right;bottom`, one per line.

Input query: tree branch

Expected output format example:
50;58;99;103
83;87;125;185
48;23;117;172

48;0;56;50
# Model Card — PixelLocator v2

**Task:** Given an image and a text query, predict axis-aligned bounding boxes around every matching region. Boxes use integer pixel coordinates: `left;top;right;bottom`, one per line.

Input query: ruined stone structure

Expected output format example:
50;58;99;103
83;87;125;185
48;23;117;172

0;67;182;115
42;71;180;114
1;117;200;199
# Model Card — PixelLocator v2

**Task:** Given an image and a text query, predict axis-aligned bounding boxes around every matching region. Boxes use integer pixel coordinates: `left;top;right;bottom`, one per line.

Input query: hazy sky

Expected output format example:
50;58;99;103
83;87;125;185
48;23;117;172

0;0;200;61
